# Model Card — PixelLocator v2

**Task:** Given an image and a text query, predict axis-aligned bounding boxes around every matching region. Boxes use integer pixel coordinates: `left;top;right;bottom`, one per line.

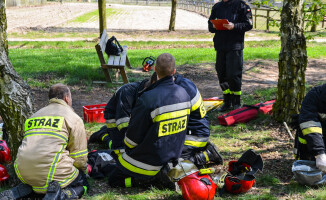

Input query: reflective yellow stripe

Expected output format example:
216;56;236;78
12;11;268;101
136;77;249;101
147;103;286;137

191;96;203;112
58;168;79;188
298;137;307;144
124;138;136;148
125;177;132;188
25;116;64;132
25;131;68;143
109;140;113;149
233;91;242;95
101;134;109;141
203;152;209;162
33;144;66;192
118;155;160;176
106;123;117;128
153;109;190;123
223;89;231;95
184;140;207;148
117;122;129;131
70;149;88;158
14;161;27;184
302;127;323;136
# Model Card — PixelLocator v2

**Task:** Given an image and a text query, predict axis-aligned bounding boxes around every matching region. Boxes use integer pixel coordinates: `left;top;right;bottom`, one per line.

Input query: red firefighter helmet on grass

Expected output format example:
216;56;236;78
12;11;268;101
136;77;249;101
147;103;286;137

177;171;217;200
0;164;9;183
225;160;255;194
0;140;11;164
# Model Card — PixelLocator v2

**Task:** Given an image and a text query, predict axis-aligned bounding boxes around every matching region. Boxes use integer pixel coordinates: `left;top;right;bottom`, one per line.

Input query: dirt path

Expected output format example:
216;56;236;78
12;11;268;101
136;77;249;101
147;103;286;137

6;2;208;32
6;2;99;32
30;59;326;118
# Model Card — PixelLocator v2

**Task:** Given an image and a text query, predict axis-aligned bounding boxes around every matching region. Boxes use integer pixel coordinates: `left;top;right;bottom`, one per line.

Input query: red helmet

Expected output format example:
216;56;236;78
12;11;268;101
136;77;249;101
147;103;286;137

0;164;9;183
0;140;11;164
177;172;217;200
225;160;255;194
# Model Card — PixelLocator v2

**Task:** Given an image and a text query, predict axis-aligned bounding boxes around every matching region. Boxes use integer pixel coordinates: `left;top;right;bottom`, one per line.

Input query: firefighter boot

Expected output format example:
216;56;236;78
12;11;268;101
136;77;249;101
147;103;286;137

0;183;33;200
232;95;241;110
43;181;62;200
194;142;223;167
217;94;232;112
61;186;86;199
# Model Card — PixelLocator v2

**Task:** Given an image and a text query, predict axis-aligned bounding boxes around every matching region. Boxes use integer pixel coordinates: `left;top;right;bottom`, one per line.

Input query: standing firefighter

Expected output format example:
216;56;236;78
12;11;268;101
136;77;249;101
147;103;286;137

208;0;253;112
0;84;89;200
295;84;326;172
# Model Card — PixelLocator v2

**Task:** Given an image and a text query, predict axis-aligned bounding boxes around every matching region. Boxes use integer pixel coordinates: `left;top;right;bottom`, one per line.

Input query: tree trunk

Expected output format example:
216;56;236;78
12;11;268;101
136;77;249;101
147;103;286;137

0;0;8;55
0;3;33;158
272;0;307;123
310;4;318;32
98;0;107;37
169;0;177;31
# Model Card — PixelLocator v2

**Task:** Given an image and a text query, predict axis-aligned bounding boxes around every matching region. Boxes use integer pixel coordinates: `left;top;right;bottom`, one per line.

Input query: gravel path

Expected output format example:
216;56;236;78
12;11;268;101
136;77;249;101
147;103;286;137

6;2;208;32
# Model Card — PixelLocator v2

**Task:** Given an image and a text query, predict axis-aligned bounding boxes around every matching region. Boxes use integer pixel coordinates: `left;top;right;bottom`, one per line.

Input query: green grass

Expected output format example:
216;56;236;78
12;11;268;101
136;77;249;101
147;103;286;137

8;40;326;87
69;8;121;23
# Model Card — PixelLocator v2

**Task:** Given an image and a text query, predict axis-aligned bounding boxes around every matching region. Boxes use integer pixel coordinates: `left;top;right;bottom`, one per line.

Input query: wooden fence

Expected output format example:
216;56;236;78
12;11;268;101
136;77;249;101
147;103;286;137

6;0;47;7
178;0;326;31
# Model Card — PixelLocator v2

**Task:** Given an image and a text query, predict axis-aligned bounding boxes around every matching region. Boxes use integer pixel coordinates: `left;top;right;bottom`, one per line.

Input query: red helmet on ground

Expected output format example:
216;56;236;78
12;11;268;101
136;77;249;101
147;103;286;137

225;160;255;194
0;140;11;164
0;164;9;183
177;171;217;200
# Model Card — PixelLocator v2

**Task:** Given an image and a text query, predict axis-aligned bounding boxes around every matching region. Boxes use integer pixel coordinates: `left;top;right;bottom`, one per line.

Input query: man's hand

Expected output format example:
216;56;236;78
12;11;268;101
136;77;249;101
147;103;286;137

223;22;234;30
212;24;216;29
316;153;326;172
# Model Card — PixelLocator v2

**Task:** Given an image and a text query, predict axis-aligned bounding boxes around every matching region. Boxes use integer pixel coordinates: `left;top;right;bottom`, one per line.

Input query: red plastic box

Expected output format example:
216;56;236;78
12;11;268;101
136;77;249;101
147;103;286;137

83;104;106;123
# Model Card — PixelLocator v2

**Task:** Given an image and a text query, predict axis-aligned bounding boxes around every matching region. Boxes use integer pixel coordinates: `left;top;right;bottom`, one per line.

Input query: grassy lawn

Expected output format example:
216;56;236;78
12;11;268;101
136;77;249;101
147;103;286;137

8;40;326;87
3;38;326;199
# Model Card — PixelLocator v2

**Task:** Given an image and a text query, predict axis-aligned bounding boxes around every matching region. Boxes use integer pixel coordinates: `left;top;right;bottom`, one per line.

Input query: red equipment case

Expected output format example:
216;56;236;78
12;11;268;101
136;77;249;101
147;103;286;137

83;104;106;123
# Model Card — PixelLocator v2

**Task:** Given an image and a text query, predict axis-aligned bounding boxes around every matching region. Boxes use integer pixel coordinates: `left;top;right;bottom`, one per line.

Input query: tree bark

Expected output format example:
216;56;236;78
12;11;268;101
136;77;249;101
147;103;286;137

272;0;307;123
0;0;8;55
169;0;177;31
310;4;318;32
0;2;33;158
98;0;107;37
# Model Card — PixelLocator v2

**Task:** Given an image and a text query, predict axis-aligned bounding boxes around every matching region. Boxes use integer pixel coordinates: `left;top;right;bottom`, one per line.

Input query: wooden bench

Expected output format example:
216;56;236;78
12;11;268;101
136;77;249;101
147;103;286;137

95;30;132;84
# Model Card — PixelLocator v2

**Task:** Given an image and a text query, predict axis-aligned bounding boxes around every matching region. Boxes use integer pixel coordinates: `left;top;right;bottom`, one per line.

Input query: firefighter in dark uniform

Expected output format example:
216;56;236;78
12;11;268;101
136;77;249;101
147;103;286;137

175;74;223;167
208;0;253;112
296;84;326;172
89;74;157;149
108;53;191;188
90;73;223;168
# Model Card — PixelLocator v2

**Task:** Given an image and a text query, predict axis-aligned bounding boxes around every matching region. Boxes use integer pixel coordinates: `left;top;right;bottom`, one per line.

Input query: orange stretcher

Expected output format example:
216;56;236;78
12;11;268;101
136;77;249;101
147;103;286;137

203;97;223;112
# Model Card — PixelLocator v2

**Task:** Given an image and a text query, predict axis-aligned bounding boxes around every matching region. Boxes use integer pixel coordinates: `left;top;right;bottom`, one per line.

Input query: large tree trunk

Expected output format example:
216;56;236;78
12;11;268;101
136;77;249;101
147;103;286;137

98;0;107;37
169;0;177;31
0;3;33;158
0;0;8;55
272;0;307;123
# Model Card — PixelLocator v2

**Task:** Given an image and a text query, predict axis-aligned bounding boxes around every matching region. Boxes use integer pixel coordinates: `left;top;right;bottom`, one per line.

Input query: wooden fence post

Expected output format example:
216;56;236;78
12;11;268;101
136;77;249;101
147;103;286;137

266;9;270;32
254;8;257;29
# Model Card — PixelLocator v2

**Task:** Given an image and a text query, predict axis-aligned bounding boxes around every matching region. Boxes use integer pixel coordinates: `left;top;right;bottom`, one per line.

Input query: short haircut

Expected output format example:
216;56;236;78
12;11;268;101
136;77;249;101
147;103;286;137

155;53;175;78
48;83;70;100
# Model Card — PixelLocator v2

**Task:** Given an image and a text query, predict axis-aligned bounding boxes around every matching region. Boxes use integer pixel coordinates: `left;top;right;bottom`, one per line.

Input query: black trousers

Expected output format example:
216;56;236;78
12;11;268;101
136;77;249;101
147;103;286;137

215;50;243;93
108;166;175;189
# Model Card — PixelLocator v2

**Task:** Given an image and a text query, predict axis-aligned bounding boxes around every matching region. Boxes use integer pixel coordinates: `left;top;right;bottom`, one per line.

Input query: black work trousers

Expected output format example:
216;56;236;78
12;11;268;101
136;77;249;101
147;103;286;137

215;50;243;93
108;166;175;189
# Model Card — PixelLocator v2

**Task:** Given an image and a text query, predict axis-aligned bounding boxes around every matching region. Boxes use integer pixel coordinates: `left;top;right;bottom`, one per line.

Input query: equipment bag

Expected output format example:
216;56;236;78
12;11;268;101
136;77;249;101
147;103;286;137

105;36;123;56
218;100;275;126
87;150;116;179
